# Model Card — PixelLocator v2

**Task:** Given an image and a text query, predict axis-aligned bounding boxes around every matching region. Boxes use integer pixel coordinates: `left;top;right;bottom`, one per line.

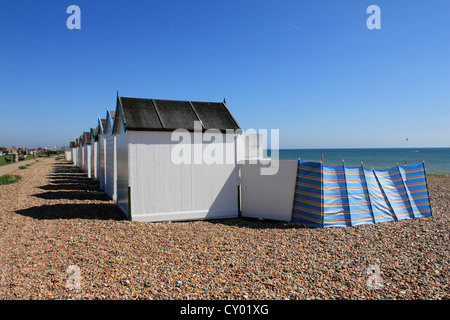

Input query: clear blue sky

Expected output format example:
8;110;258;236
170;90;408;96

1;0;449;149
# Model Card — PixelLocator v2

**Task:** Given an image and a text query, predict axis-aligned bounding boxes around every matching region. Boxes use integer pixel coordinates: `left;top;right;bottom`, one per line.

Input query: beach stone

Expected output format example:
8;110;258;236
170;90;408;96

0;158;448;300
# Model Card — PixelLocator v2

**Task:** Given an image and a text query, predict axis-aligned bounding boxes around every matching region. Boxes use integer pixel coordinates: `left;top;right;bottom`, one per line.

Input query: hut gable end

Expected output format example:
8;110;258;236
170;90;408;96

112;101;127;135
105;110;115;135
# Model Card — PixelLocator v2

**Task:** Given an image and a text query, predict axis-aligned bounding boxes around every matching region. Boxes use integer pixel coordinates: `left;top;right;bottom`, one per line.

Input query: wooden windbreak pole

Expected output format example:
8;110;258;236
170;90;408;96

361;162;376;224
320;158;324;228
423;161;433;216
321;154;324;165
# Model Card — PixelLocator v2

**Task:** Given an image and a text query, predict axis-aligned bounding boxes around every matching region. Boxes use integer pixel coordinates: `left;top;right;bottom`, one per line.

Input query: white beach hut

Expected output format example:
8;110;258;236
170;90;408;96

79;134;85;171
90;127;98;180
104;110;117;201
82;131;92;178
64;148;72;162
70;141;77;166
112;95;242;222
77;136;83;170
96;117;107;190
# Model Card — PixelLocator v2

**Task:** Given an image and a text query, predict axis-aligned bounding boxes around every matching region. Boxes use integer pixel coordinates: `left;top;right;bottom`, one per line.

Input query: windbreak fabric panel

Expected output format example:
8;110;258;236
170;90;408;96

398;163;432;218
344;166;375;226
373;167;414;220
322;166;351;227
291;160;432;228
363;168;396;223
292;160;323;228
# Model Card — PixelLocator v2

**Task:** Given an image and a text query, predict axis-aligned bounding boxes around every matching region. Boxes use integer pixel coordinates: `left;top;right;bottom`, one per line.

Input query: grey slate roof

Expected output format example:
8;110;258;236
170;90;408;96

117;96;240;132
83;131;92;144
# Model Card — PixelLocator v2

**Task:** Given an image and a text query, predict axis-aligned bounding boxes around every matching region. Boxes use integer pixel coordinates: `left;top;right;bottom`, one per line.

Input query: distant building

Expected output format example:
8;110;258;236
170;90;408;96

4;148;17;155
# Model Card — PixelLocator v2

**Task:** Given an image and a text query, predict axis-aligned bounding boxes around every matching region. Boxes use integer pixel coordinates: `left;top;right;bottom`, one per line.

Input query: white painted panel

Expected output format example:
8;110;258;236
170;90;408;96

65;151;72;161
83;144;91;178
71;148;77;166
90;141;97;180
115;118;129;217
81;146;85;171
98;135;106;190
82;145;86;173
240;160;298;221
237;133;264;161
105;133;116;200
77;146;82;169
83;146;86;172
79;146;83;169
128;131;240;222
132;208;238;222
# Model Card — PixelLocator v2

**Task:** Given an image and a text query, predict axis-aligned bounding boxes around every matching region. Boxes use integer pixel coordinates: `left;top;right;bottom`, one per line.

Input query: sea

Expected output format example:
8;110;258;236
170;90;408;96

266;148;450;175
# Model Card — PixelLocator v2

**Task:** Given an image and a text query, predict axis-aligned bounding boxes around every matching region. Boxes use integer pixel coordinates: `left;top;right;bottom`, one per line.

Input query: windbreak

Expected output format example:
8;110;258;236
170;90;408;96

292;160;432;228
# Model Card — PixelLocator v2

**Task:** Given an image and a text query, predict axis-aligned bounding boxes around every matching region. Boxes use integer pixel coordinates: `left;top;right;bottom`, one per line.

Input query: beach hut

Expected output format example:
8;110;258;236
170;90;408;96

64;146;72;162
104;110;117;201
83;131;92;178
79;134;85;171
96;117;107;190
77;136;83;170
112;95;242;221
70;141;77;165
90;127;98;180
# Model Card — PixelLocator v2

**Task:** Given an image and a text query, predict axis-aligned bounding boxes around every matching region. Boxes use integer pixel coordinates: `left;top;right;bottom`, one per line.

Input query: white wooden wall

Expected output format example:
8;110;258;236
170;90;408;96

81;145;85;172
127;131;240;222
90;141;97;180
105;132;117;201
237;133;264;161
240;160;298;222
77;146;83;170
84;144;91;178
71;149;77;164
65;151;72;161
80;146;85;171
97;135;106;190
115;118;129;217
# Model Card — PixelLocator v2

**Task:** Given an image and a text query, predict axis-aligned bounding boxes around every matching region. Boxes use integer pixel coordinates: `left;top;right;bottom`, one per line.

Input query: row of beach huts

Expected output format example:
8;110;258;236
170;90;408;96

66;94;432;227
67;94;284;223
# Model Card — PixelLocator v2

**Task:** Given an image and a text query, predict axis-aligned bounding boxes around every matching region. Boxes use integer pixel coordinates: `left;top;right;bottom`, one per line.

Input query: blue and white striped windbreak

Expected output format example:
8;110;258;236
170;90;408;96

292;160;432;228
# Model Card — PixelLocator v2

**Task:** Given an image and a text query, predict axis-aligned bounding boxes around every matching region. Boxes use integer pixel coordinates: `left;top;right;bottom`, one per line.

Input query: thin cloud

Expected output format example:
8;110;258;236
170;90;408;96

283;20;302;31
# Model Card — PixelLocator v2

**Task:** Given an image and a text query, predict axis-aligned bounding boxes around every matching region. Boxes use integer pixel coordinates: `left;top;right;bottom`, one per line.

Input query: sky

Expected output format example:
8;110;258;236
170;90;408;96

0;0;449;149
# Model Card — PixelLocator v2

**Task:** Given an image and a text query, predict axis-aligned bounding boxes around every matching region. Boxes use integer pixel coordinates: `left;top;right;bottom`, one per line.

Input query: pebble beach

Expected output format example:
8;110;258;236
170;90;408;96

0;158;448;300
